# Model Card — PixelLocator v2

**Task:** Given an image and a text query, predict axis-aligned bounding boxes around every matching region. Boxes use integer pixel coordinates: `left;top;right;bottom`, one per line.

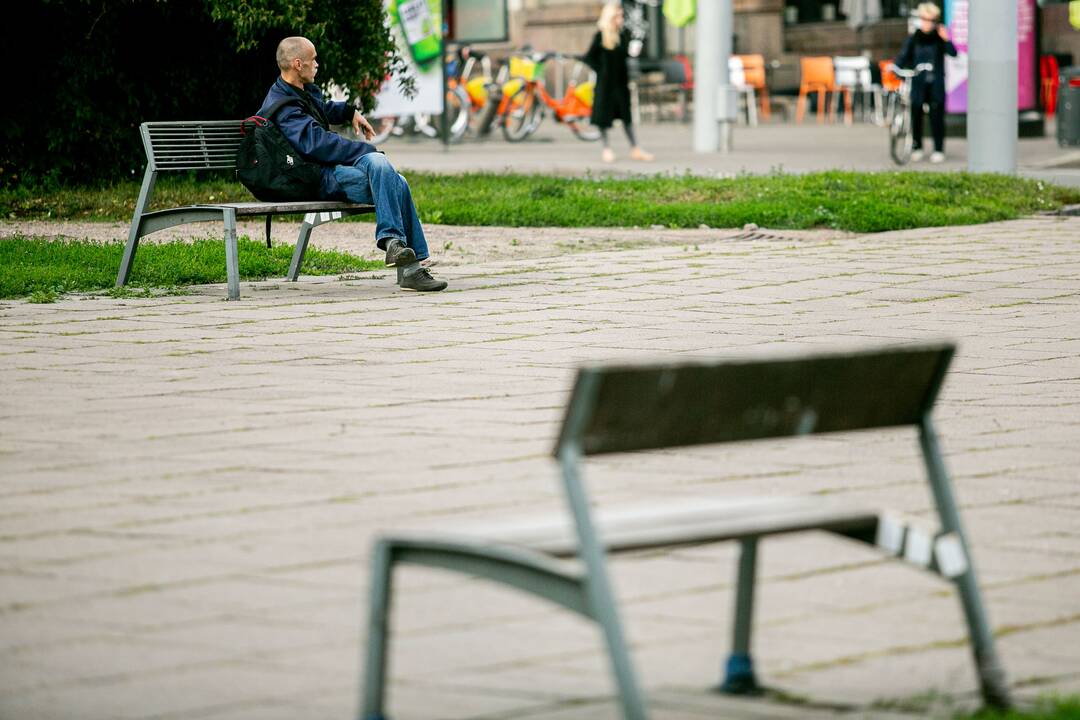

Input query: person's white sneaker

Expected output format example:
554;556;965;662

929;151;945;163
909;149;925;162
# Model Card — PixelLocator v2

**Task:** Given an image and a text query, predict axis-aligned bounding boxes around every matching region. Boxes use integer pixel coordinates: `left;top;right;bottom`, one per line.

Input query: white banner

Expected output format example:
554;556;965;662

371;0;444;117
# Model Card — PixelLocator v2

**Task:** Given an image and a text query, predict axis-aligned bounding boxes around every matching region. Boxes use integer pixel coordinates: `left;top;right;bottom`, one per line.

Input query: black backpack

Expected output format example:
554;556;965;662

236;97;324;202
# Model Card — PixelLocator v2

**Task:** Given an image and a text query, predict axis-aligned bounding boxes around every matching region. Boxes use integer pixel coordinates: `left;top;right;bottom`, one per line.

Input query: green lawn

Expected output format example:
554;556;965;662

963;696;1080;720
0;236;379;301
3;171;1076;234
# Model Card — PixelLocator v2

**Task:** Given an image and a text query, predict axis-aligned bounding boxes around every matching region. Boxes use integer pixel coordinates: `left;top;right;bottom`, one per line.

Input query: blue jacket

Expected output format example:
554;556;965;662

257;78;379;199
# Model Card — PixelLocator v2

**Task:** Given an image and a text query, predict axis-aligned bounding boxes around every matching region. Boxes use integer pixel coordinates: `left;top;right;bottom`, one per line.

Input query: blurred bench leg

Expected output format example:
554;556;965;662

360;540;394;720
721;537;762;695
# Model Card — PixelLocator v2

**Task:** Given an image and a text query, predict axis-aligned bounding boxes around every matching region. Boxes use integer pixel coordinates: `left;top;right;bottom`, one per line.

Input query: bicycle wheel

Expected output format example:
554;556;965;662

501;86;542;142
474;92;502;137
568;117;602;142
889;104;912;165
369;116;398;145
444;85;470;143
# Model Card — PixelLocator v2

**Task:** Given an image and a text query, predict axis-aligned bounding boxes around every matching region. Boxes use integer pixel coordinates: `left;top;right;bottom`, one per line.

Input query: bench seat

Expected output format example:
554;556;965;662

177;200;369;215
390;496;881;559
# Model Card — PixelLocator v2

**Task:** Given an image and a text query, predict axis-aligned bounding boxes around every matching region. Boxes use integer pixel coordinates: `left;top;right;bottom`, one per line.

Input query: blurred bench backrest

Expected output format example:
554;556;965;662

555;344;954;457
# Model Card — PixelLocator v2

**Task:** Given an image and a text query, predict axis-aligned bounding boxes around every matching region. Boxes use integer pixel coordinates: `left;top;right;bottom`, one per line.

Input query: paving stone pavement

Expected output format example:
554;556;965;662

1;216;1079;720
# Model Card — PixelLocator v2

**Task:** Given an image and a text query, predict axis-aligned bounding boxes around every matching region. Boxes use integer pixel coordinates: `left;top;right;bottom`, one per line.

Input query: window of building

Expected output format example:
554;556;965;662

783;0;912;24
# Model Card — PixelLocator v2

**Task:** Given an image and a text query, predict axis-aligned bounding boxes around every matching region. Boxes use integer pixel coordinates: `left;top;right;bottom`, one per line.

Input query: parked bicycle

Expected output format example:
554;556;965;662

886;62;934;165
368;47;472;144
501;52;600;142
453;47;510;138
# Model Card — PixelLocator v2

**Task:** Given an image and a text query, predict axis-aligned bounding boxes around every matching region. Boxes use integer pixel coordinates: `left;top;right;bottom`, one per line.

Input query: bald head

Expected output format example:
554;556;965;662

277;37;314;72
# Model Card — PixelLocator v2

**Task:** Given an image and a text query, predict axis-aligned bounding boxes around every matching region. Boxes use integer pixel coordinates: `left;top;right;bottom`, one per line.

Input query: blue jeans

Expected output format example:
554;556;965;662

333;153;429;261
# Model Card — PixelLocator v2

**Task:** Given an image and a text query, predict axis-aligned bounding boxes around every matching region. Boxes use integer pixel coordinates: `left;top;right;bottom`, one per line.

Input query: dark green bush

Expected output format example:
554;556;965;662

7;0;404;189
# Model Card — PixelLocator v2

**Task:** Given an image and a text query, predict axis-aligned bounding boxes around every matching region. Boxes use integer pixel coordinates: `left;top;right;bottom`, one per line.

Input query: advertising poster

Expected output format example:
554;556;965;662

371;0;444;117
944;0;1036;114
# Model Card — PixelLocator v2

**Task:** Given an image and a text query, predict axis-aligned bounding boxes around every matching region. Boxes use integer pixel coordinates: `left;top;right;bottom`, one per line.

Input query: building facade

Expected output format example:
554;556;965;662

475;0;1075;101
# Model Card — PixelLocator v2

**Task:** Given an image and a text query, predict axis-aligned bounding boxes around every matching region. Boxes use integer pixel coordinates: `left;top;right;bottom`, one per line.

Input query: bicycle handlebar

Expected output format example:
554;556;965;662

514;49;587;64
888;62;935;78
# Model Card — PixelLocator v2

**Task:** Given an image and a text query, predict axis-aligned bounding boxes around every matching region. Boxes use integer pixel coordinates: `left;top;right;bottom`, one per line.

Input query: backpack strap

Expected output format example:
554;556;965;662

240;97;307;134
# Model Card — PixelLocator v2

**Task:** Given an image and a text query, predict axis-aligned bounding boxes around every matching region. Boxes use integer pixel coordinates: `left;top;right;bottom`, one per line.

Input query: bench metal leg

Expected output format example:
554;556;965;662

920;417;1011;709
557;451;648;720
224;208;240;300
358;537;594;720
117;168;157;287
360;540;394;720
722;537;762;694
117;224;143;289
594;596;648;720
288;214;316;281
290;211;349;282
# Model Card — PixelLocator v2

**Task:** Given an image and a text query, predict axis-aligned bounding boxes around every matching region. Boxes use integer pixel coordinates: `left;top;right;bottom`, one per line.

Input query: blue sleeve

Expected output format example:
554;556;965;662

275;105;376;166
304;85;359;127
324;99;357;126
943;39;957;58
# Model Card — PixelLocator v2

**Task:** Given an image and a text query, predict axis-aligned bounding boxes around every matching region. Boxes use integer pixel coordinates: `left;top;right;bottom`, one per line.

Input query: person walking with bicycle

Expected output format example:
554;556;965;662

584;2;654;164
893;3;957;163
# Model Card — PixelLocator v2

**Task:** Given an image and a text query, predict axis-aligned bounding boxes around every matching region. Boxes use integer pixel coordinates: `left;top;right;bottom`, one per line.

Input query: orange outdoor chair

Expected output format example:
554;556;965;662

797;56;843;123
736;54;771;121
879;60;902;93
879;60;903;124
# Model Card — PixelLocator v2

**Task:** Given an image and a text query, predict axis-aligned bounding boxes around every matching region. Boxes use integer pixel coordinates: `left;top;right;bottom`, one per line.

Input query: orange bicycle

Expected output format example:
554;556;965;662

501;52;600;142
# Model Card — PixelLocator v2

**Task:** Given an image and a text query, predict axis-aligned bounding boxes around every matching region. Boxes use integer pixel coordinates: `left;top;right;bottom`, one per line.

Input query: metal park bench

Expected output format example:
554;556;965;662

359;343;1011;719
117;121;374;300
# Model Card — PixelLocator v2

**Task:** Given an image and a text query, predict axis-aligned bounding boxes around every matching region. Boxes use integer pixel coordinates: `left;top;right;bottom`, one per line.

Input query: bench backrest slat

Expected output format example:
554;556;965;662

142;121;247;172
555;344;954;456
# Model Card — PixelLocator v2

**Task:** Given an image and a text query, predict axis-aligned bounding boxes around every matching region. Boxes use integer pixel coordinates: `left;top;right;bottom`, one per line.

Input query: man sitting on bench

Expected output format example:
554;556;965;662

259;36;447;292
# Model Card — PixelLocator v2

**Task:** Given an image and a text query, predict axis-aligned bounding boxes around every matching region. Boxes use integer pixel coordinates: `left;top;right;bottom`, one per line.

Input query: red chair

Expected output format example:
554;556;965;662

674;53;694;93
674;54;694;122
1041;54;1061;117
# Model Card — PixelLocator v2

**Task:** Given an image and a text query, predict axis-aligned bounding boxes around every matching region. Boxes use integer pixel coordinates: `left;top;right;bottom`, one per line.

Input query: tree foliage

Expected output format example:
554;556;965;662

8;0;407;188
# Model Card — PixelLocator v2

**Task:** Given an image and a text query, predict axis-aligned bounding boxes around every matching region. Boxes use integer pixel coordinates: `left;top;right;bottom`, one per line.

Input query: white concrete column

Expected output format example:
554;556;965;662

967;0;1017;174
694;0;735;153
717;0;735;153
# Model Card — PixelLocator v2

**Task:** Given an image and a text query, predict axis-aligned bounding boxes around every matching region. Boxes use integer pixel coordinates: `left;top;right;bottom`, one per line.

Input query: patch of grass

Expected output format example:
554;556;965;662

3;171;1077;233
960;695;1080;720
27;288;59;304
402;171;1077;233
0;236;379;300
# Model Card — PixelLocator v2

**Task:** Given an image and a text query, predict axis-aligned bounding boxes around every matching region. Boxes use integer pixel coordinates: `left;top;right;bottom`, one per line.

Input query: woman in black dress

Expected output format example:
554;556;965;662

583;3;653;163
894;2;957;163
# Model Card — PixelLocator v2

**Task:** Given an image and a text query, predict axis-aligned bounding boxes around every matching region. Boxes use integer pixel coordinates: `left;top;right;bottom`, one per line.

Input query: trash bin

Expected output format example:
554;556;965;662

1059;66;1080;147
